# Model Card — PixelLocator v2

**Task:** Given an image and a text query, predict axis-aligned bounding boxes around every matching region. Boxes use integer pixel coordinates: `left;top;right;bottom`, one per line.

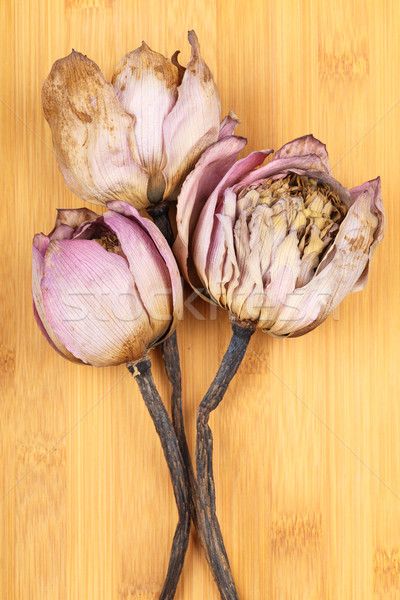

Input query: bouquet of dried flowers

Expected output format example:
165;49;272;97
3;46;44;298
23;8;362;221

33;31;384;600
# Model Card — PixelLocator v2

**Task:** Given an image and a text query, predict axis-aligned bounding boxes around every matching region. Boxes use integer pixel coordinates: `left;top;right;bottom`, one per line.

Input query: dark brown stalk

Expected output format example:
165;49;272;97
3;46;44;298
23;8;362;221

148;204;203;533
147;204;199;522
196;321;255;600
148;203;251;598
147;203;175;246
147;203;195;496
160;334;200;529
127;357;190;600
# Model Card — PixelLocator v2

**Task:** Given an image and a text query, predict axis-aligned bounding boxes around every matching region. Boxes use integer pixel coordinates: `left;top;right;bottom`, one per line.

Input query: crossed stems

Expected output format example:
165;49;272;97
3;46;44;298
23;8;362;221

147;205;256;599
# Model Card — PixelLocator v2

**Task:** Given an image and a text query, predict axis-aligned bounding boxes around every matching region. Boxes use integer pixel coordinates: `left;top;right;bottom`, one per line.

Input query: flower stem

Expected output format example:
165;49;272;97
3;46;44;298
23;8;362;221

147;205;206;532
128;357;190;600
148;205;203;538
147;203;175;247
196;321;255;600
148;203;250;598
160;333;200;527
147;203;197;511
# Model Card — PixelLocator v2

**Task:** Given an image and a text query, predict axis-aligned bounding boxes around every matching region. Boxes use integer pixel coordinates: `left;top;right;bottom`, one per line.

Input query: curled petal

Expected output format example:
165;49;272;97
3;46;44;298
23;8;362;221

49;225;74;241
41;239;153;366
349;176;384;238
239;154;334;189
53;207;98;229
33;232;50;257
268;181;382;336
49;207;98;240
162;30;221;200
171;50;186;83
106;200;184;334
347;176;384;292
42;51;149;209
273;134;332;174
112;42;180;202
174;135;247;284
218;111;240;139
229;207;266;321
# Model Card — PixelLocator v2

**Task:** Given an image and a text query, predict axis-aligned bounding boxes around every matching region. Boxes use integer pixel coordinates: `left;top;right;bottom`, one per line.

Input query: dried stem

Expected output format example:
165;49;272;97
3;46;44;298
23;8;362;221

147;203;175;246
148;204;252;598
147;204;199;517
128;357;190;600
196;321;255;600
160;333;201;529
148;204;203;537
147;203;198;520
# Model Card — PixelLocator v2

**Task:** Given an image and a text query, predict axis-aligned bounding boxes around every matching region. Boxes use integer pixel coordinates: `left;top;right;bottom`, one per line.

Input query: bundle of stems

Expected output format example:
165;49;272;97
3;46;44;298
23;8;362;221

137;205;255;599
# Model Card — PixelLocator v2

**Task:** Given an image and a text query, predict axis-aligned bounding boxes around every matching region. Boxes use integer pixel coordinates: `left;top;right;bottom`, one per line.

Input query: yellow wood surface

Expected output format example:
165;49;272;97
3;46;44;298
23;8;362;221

1;0;399;598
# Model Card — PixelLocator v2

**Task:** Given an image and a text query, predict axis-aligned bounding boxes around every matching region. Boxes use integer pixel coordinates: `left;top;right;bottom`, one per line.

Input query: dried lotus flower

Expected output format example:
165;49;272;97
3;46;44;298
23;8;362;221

42;31;240;210
174;135;385;599
175;134;385;336
32;203;189;599
33;202;182;366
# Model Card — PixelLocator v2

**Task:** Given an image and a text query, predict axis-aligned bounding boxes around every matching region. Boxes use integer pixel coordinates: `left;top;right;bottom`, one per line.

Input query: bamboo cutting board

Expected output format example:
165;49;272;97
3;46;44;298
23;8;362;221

1;1;399;598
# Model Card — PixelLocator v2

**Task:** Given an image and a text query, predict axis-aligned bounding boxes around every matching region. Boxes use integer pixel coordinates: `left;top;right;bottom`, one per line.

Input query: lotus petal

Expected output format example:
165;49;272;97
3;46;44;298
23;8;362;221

32;239;80;362
218;111;240;139
42;51;149;209
104;210;174;339
192;149;273;286
112;42;180;203
41;239;152;366
273;134;332;174
106;200;184;333
162;31;221;200
268;180;382;336
174;135;247;284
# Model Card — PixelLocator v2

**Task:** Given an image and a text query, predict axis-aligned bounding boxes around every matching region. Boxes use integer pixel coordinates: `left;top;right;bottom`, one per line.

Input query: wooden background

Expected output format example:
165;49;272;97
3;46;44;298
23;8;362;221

1;0;399;598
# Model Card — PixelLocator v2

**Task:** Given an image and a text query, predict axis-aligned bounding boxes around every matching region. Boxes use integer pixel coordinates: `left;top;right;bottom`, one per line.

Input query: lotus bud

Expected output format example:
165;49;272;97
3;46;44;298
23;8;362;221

32;202;183;366
42;31;240;209
175;134;384;337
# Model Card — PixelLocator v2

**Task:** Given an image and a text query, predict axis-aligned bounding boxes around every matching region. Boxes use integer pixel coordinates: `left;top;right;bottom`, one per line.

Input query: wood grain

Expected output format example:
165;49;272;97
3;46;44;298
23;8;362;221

1;0;399;598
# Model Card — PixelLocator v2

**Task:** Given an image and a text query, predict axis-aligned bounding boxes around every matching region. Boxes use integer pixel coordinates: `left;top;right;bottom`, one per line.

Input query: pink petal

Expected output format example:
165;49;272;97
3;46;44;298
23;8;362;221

162;30;221;200
41;239;153;366
32;243;80;362
174;135;247;283
218;111;240;139
203;187;241;306
273;134;332;174
105;201;184;333
33;233;50;257
42;51;150;209
49;225;74;241
103;210;177;339
48;208;102;242
239;154;331;188
112;42;180;203
191;149;272;288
